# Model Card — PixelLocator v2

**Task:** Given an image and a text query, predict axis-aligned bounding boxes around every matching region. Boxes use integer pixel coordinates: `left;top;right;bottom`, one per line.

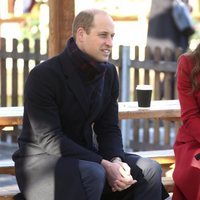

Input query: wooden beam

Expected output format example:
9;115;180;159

111;15;138;21
8;0;15;13
48;0;75;58
0;17;25;24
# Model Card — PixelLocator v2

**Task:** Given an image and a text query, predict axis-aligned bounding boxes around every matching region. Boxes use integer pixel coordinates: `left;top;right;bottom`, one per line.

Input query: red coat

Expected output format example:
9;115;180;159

173;54;200;200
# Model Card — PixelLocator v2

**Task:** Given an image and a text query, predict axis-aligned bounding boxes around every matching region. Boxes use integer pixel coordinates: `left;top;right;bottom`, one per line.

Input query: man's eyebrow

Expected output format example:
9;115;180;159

98;30;108;33
98;31;115;34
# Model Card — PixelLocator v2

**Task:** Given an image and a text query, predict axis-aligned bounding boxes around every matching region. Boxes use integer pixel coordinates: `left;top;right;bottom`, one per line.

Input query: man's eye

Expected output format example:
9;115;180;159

99;33;107;37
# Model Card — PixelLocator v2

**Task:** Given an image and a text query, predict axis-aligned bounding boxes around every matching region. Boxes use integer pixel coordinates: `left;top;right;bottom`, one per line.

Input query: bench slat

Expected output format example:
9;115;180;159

133;149;175;164
0;160;15;175
0;174;19;200
162;177;174;193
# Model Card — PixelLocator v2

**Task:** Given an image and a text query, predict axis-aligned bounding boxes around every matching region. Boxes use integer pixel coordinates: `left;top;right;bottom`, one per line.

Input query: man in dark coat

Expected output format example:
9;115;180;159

12;8;169;200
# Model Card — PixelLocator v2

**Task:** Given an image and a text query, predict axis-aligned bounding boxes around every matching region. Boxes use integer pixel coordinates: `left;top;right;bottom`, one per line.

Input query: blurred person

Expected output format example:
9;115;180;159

147;0;194;100
23;0;35;13
12;8;169;200
147;0;194;53
173;43;200;200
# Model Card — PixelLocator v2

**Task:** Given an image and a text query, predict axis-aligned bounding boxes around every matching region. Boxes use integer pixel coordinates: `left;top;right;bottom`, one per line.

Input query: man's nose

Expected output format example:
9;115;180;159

105;36;113;47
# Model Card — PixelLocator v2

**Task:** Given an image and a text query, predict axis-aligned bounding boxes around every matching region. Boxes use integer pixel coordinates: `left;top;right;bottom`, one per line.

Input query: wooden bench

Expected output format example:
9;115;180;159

0;160;15;175
0;150;175;199
0;160;19;200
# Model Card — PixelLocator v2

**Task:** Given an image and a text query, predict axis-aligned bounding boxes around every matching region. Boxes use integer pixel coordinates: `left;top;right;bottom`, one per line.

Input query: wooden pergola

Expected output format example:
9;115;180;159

48;0;75;58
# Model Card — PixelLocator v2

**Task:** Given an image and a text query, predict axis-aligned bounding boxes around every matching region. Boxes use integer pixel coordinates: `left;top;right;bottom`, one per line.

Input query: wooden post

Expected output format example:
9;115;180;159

48;0;75;58
8;0;15;13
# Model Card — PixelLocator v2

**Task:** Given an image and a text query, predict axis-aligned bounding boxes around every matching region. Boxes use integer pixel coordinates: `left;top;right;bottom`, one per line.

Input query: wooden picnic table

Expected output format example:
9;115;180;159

118;99;180;120
0;106;23;129
0;100;181;130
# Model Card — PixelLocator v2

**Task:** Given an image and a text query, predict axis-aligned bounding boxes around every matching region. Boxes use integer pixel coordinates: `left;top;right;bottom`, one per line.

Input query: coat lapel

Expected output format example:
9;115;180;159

59;51;90;117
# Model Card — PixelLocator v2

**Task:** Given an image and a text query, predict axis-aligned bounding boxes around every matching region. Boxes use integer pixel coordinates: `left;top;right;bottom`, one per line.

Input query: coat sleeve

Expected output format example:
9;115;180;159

23;65;103;163
177;55;200;143
93;65;125;161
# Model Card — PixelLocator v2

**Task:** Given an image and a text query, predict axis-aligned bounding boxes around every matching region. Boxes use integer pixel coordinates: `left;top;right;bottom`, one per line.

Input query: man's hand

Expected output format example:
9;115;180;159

112;157;131;178
101;159;137;192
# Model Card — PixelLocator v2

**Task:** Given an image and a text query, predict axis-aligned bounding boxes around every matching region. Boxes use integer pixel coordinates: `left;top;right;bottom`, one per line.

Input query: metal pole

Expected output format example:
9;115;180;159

120;46;131;150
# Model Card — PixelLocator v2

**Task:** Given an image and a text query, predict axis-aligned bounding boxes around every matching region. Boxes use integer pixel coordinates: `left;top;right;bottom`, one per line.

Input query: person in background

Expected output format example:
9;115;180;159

12;8;169;200
173;43;200;200
147;0;194;53
179;0;194;51
147;0;194;100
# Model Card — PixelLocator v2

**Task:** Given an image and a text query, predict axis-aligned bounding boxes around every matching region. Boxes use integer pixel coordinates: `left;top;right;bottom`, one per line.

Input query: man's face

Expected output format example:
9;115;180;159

79;13;115;62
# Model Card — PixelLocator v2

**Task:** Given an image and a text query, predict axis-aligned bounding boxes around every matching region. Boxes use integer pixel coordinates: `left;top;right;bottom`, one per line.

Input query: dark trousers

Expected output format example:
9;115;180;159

79;154;169;200
14;153;169;200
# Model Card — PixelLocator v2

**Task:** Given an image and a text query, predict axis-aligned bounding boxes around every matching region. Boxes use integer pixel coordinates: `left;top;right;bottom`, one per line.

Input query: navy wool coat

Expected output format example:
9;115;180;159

12;47;125;200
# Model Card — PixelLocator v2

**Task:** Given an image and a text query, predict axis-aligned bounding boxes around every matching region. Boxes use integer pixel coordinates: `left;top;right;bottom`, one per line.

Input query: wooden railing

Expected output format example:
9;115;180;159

0;38;183;107
0;37;48;107
110;45;183;101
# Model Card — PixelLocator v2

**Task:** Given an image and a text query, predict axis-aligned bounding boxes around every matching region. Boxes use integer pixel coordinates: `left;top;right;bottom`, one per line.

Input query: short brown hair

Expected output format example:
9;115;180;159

72;9;108;39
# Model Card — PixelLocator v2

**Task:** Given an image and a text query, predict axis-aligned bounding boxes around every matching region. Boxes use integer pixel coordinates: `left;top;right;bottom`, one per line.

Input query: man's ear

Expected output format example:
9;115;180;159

76;27;85;42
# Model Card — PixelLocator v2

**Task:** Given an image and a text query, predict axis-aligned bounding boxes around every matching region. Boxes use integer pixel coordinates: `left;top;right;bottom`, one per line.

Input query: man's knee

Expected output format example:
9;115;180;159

137;158;162;180
146;159;162;175
88;163;106;186
79;160;106;190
